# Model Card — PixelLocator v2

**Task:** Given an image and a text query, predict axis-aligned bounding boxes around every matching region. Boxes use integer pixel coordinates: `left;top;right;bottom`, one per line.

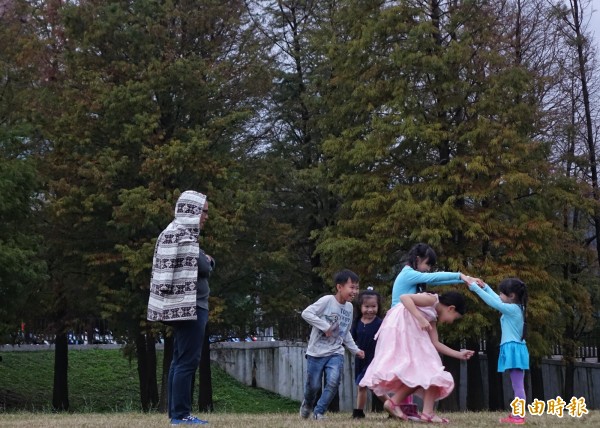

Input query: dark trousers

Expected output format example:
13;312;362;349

168;308;208;419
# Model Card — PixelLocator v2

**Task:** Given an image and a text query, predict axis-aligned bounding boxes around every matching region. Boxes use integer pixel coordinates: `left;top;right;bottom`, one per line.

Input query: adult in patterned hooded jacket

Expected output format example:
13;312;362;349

147;190;214;425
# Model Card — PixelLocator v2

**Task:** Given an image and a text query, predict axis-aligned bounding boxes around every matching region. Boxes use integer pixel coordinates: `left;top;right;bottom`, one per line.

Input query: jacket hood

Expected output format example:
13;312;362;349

173;190;207;232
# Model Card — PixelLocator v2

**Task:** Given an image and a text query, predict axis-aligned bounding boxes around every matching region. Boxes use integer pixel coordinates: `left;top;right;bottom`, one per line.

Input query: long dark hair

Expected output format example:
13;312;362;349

498;277;528;340
405;243;438;269
404;243;437;293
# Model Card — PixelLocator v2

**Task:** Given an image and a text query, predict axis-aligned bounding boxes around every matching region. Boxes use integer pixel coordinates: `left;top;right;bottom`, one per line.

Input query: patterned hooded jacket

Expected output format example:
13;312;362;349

147;191;206;322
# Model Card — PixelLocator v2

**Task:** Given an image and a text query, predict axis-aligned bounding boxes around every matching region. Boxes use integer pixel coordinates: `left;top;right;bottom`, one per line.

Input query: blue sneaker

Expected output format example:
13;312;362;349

170;415;209;425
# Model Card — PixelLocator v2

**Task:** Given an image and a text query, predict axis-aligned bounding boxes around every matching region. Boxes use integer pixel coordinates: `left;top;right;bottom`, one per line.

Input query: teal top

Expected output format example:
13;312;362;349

391;266;463;307
469;283;525;344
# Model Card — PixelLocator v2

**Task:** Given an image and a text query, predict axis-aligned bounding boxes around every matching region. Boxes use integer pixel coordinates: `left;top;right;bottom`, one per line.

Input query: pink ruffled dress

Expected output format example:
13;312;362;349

359;294;454;401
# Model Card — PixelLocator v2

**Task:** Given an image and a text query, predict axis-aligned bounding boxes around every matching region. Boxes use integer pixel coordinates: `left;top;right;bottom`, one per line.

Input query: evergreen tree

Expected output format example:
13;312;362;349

33;0;272;410
313;0;570;406
0;0;47;346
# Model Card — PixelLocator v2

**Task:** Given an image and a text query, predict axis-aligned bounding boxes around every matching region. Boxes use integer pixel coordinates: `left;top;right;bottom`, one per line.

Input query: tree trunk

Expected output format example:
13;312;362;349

438;341;461;411
159;333;173;413
136;332;151;411
146;331;159;409
564;360;575;399
486;334;504;410
563;334;577;399
371;391;384;412
466;338;485;411
198;323;213;412
136;332;159;411
569;0;600;266
52;332;69;411
530;360;544;401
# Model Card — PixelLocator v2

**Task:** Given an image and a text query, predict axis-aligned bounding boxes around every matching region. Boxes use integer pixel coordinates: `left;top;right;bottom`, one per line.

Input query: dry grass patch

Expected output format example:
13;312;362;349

0;411;598;427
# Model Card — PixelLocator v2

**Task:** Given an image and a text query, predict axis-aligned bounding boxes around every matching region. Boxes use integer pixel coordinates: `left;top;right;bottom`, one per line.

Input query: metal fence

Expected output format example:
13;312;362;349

472;335;598;362
5;315;599;362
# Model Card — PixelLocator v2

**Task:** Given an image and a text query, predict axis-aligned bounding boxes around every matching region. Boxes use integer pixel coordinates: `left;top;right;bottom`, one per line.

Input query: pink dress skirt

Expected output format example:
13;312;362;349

359;294;454;401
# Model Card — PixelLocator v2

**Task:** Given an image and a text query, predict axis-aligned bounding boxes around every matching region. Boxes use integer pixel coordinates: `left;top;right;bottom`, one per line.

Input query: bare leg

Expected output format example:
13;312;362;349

384;384;418;419
390;384;417;405
421;387;449;423
356;386;367;410
376;392;390;404
422;386;438;416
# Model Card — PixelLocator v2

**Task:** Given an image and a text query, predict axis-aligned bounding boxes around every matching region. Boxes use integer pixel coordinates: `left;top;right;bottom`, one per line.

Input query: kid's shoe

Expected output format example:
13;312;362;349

313;413;327;420
299;400;312;419
499;414;526;425
352;409;366;419
170;415;209;425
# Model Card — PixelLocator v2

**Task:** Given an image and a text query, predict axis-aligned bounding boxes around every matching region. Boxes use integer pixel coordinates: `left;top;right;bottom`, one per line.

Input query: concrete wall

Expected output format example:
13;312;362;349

210;341;600;411
210;341;359;411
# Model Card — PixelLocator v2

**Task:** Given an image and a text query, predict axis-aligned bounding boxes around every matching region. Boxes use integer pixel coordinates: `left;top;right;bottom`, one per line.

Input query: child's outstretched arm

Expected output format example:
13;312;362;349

468;283;518;315
428;325;474;360
400;293;438;331
392;269;483;303
398;268;479;288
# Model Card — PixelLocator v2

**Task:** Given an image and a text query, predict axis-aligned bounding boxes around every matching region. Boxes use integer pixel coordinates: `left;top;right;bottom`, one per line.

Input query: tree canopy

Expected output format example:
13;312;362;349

1;0;599;410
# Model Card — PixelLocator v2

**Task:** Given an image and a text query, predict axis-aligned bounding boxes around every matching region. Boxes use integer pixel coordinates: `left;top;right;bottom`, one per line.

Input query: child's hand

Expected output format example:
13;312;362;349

461;273;485;288
356;350;365;359
472;277;485;288
460;273;475;284
458;349;475;360
417;316;432;331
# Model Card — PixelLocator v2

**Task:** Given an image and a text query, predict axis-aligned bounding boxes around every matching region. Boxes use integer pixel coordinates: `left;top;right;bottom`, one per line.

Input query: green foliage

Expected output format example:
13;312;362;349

1;0;598;384
0;1;47;339
311;0;593;357
0;154;46;338
30;0;276;343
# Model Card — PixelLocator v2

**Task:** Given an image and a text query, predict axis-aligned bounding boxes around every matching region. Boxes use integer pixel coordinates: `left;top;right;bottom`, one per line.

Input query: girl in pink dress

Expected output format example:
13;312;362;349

359;291;474;423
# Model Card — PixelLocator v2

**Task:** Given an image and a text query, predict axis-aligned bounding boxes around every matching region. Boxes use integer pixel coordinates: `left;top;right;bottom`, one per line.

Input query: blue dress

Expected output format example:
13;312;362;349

351;317;383;384
469;283;529;372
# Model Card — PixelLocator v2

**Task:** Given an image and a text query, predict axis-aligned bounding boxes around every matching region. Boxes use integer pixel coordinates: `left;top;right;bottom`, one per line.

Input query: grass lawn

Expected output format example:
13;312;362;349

1;348;598;426
0;347;298;413
0;410;598;427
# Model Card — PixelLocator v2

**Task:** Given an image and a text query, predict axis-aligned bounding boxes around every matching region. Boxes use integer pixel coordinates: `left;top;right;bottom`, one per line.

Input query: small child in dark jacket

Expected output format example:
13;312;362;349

351;287;385;418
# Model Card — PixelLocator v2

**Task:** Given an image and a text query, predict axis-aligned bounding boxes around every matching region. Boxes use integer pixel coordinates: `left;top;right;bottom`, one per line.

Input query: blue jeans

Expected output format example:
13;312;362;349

303;354;344;416
168;308;208;419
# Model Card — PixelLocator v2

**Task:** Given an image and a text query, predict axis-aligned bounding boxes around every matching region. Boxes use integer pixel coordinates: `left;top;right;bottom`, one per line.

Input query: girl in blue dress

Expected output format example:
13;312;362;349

351;287;384;418
469;277;529;425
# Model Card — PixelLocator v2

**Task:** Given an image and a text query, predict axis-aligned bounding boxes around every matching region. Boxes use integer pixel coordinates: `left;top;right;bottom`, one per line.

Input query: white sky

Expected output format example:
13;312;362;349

588;0;600;49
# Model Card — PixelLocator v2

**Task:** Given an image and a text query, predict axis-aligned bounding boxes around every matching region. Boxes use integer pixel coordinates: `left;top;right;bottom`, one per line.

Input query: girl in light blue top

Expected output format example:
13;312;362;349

389;243;479;419
469;277;529;425
391;243;479;307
